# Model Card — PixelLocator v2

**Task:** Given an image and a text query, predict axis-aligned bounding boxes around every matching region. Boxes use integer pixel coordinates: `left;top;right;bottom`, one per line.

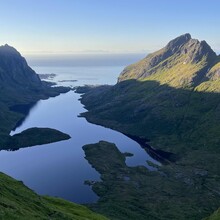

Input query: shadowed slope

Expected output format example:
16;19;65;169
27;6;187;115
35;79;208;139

0;45;70;147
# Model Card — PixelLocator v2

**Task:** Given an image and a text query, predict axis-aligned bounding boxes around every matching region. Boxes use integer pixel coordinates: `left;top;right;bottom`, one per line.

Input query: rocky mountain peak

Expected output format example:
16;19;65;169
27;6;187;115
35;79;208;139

0;44;21;56
164;34;216;63
0;44;42;87
166;33;191;51
118;34;219;86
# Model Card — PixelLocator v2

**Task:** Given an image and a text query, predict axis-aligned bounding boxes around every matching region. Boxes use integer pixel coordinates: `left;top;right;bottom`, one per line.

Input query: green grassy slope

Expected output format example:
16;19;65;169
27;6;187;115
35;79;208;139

118;34;217;87
204;208;220;220
80;80;220;157
78;34;220;219
79;34;220;164
0;172;108;220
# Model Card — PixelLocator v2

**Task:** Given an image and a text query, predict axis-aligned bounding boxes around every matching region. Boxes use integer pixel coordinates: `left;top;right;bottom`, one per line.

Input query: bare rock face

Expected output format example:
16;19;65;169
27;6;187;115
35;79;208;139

166;33;192;52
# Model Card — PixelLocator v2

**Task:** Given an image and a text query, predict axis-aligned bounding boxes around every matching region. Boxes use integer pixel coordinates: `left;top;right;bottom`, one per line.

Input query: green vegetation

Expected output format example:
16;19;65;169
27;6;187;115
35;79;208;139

0;172;108;220
118;34;217;88
83;141;219;220
3;127;71;150
204;208;220;220
78;34;220;219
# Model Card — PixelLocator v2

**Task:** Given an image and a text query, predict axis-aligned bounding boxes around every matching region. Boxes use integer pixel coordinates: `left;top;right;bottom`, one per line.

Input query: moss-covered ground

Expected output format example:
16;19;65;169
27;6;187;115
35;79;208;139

83;141;220;220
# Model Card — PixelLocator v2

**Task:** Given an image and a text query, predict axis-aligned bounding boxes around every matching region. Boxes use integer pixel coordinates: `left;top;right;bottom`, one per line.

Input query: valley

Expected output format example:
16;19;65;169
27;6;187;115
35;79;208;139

0;34;220;219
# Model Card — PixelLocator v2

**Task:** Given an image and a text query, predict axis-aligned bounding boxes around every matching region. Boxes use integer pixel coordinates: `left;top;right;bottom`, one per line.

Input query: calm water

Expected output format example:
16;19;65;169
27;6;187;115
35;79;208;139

0;65;159;204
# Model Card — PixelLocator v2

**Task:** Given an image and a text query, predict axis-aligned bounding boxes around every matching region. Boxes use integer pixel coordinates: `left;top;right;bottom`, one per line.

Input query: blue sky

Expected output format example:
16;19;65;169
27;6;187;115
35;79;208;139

0;0;219;55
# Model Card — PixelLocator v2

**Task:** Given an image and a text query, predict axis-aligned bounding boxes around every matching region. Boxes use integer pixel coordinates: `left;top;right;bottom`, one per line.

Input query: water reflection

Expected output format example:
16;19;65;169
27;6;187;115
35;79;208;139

10;102;39;132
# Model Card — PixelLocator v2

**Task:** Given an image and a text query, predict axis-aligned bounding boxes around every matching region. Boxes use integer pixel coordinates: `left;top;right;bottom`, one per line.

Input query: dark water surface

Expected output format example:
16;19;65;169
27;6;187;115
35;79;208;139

0;66;159;203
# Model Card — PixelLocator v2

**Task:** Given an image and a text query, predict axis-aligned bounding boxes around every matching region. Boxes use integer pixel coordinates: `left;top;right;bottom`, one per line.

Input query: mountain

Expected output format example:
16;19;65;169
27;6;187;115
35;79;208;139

77;34;220;219
0;44;70;145
119;33;219;88
0;44;41;87
79;33;220;152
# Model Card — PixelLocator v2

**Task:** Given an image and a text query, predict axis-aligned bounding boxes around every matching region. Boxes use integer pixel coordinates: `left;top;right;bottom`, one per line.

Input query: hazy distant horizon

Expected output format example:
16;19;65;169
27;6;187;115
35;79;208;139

26;53;146;67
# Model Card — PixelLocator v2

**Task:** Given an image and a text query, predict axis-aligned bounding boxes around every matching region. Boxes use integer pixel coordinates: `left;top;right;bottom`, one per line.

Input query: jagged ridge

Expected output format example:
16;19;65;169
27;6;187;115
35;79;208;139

118;34;219;88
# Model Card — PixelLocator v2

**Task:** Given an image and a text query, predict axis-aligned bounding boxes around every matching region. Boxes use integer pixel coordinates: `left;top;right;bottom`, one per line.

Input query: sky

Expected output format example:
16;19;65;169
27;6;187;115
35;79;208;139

0;0;219;55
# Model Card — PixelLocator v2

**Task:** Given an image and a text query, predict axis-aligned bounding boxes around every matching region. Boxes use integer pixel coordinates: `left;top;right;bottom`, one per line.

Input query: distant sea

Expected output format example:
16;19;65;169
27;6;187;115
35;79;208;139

26;53;146;67
26;53;146;86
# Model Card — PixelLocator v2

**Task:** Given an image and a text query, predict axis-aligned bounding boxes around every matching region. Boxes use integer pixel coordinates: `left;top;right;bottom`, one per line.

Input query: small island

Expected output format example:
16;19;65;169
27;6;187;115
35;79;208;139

3;127;71;150
38;73;56;80
58;79;77;83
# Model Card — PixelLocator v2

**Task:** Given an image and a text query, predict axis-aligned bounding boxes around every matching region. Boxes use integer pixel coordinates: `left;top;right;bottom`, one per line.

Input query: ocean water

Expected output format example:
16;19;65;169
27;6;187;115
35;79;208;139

26;53;146;86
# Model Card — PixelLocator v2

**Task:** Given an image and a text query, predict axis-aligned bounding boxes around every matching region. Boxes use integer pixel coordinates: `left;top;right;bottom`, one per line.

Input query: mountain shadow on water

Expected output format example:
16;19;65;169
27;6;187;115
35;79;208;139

123;133;178;164
9;102;38;131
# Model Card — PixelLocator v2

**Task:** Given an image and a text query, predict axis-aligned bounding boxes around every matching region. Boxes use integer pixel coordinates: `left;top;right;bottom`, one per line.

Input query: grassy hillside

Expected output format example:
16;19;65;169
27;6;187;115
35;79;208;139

77;34;220;219
204;208;220;220
0;172;108;220
118;34;217;87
